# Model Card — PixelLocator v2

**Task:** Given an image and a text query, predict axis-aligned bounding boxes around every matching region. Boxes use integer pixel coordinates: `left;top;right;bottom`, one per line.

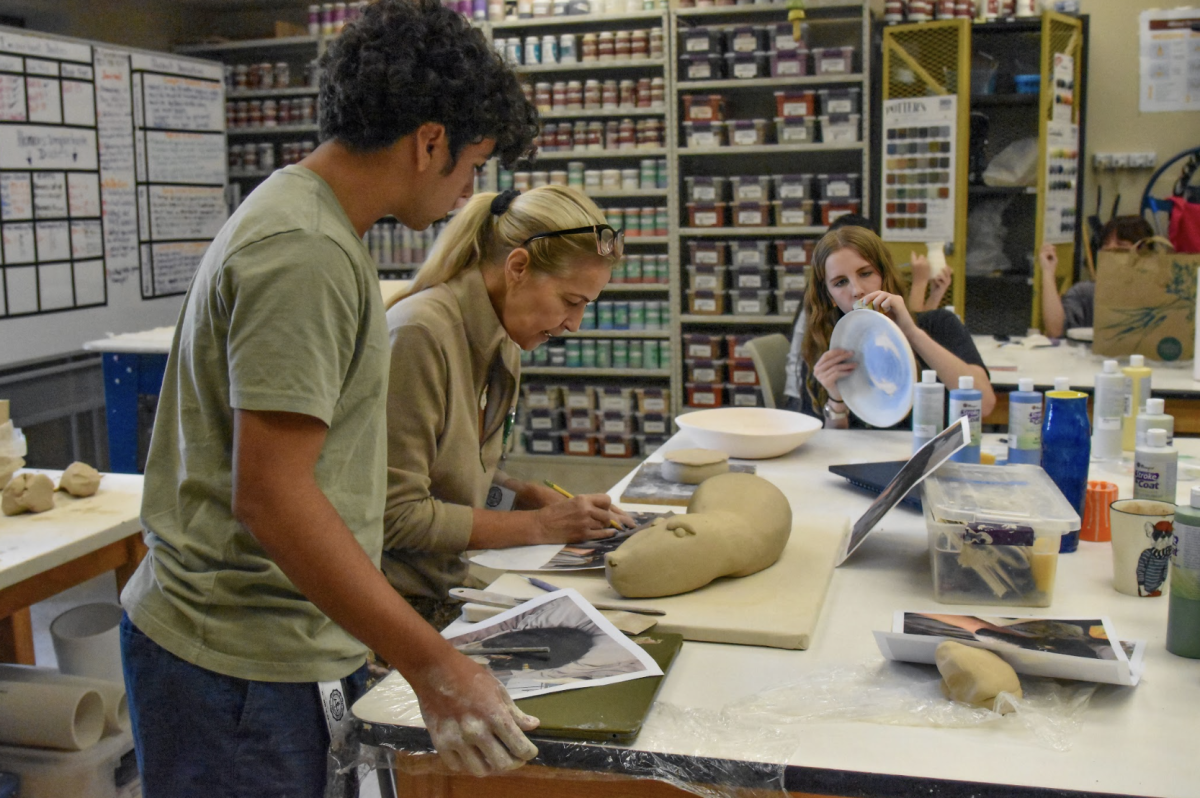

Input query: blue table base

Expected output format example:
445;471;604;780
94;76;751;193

101;353;167;474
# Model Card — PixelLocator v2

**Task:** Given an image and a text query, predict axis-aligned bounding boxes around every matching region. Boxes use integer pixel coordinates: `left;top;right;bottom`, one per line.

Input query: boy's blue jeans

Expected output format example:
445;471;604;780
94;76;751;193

120;613;368;798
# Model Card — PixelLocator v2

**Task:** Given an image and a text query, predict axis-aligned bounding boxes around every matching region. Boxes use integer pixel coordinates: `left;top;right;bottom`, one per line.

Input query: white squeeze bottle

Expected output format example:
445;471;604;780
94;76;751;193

1007;378;1042;465
1136;397;1174;448
912;370;945;452
1134;428;1178;503
1053;376;1070;392
948;376;982;463
1092;360;1124;461
1122;354;1152;451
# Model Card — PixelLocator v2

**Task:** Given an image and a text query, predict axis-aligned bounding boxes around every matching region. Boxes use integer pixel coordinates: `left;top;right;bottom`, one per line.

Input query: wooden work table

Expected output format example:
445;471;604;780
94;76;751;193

357;430;1199;798
0;470;145;663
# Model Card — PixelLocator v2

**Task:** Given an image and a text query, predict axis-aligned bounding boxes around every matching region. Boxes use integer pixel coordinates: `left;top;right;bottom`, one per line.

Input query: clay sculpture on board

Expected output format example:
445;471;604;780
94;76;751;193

58;462;102;497
2;473;55;516
605;471;792;598
935;640;1022;714
660;448;730;485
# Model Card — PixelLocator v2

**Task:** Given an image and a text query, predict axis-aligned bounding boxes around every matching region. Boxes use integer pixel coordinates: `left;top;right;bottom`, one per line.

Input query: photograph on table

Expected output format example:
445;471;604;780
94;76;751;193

468;511;673;571
445;588;662;700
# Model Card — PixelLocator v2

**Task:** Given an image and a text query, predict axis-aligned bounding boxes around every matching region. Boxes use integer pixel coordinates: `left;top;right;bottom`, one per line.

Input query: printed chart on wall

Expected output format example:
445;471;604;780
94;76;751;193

880;95;957;243
1139;7;1200;113
132;54;226;299
1042;120;1078;245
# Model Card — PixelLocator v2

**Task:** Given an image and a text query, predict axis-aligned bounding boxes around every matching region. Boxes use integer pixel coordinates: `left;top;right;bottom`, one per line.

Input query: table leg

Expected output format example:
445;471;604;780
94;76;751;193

0;608;36;665
102;353;167;474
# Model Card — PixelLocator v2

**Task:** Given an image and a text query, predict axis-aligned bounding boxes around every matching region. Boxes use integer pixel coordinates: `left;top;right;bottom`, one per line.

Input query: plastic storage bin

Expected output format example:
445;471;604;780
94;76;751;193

524;431;562;454
635;387;671;413
812;45;854;75
774;116;816;144
726;118;770;146
0;731;138;798
600;433;637;458
598;410;635;435
775;289;804;316
683;333;723;358
726;52;770;79
687;289;726;315
562;384;594;409
565;407;596;432
686;382;725;408
727;357;759;385
681;53;726;80
684;175;728;202
732;200;771;227
818;87;861;115
681;26;723;55
727;384;763;407
639;434;669;455
687;265;727;290
770;21;808;51
522;383;560;409
819;113;861;143
729;239;770;267
725;334;754;359
772;174;812;200
682;93;727;122
526;408;562;432
818;198;861;225
727;26;768;53
686;358;726;384
774;198;815;226
729;288;772;315
815;172;861;199
729;174;772;201
562;432;597;456
775;238;815;265
730;265;771;289
770;49;808;78
774;90;816;117
687;201;726;227
596;386;634;412
775;265;808;291
921;462;1079;607
639;413;672;436
687;240;729;265
683;121;727;148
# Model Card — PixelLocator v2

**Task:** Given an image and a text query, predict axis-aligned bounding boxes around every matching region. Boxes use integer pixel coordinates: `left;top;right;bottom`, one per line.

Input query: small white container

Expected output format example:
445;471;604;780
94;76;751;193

1134;428;1178;503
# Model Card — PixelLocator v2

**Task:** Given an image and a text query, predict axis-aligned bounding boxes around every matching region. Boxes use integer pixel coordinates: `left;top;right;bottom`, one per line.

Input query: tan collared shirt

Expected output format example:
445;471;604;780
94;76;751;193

382;268;522;600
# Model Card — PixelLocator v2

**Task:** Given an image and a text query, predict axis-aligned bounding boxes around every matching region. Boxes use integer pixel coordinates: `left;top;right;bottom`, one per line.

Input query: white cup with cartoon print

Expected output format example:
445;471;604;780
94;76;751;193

1110;499;1175;597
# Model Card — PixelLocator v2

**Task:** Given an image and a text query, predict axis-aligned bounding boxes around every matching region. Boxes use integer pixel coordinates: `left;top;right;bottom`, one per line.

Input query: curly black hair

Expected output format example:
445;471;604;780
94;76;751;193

318;0;538;168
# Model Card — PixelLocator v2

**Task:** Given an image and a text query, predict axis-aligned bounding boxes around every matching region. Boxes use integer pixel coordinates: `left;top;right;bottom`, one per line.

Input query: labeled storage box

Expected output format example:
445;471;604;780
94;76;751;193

725;334;755;359
728;357;759;385
565;407;597;432
596;386;634;412
683;333;723;359
774;198;815;227
775;238;815;266
598;410;635;434
526;408;562;432
639;413;672;436
774;116;816;144
635;387;671;413
819;113;861;143
725;52;770;79
562;432;597;456
775;264;809;291
522;383;560;409
726;25;768;54
687;240;729;265
683;121;727;148
732;200;771;227
729;174;772;202
729;239;770;267
921;463;1079;607
772;173;813;200
730;265;771;289
811;45;855;75
682;93;727;122
681;53;725;80
681;26;722;55
770;21;808;51
774;90;816;117
686;358;726;384
684;175;728;202
770;49;808;78
600;433;638;458
686;382;725;408
687;265;727;290
524;430;562;454
687;289;725;315
726;118;770;146
562;384;594;410
818;198;861;226
727;384;763;407
818;86;861;115
729;288;772;315
816;172;861;199
687;201;727;227
776;288;804;316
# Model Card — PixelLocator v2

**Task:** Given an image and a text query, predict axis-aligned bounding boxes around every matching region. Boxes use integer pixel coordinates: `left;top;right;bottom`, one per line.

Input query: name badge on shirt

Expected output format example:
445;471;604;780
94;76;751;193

485;484;517;511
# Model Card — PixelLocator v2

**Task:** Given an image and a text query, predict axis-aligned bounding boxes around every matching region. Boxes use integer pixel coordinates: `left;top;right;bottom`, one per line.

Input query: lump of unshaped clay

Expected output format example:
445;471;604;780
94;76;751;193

58;462;102;497
605;472;791;598
2;473;56;516
661;448;730;485
935;641;1022;713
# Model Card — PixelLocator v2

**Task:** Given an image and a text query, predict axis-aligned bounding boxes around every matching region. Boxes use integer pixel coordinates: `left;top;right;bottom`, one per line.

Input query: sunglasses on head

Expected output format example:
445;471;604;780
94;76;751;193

520;225;624;259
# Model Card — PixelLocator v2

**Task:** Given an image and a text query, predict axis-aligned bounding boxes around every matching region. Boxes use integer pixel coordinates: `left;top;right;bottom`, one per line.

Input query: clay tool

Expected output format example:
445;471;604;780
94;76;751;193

543;480;624;531
523;575;561;592
455;644;550;657
450;587;665;617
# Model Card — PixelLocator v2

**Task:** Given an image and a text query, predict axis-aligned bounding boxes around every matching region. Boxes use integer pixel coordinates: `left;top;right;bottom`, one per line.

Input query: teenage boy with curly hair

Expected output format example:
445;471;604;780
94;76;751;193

119;1;540;793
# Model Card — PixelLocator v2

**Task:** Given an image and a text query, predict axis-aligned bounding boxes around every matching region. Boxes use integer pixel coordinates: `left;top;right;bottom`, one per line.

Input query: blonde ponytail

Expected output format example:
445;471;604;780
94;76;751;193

399;192;496;301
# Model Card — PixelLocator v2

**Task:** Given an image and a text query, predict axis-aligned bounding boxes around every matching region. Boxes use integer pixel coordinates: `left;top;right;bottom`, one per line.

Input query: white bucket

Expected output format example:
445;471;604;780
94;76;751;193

50;603;124;684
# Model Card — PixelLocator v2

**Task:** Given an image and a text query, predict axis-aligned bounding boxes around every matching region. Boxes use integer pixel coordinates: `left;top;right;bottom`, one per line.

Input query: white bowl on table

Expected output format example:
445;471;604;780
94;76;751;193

674;407;823;459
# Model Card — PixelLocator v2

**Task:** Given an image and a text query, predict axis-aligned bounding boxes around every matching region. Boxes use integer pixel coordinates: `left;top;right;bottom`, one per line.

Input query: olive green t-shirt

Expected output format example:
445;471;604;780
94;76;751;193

122;165;388;683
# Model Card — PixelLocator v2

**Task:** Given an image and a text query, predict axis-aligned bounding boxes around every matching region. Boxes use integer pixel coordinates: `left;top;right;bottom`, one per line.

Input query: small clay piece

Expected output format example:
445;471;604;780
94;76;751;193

58;462;102;498
605;472;792;598
661;448;730;485
935;640;1022;714
2;473;56;516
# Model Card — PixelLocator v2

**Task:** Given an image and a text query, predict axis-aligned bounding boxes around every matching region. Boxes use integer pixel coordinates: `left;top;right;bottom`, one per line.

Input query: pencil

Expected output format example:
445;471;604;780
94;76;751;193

544;480;623;531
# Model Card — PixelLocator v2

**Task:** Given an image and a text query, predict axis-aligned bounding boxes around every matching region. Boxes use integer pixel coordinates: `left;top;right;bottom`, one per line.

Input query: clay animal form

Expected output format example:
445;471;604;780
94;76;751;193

935;640;1022;714
58;462;102;498
605;472;791;598
661;448;729;484
2;473;55;516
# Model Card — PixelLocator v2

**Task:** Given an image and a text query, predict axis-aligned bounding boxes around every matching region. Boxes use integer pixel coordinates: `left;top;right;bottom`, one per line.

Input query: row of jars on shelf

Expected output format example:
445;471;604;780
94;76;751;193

500;158;668;192
364;219;448;268
533;118;665;151
884;0;1041;23
455;0;668;23
496;27;664;67
527;77;665;112
226;98;318;130
524;337;672;370
229;140;316;173
305;2;368;36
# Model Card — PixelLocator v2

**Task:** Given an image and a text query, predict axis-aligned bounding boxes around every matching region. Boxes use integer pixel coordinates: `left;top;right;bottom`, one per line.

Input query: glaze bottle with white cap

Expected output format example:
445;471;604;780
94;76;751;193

1136;397;1174;449
1134;428;1177;503
912;370;944;452
949;376;981;463
1092;360;1124;461
1122;354;1152;451
1007;377;1042;465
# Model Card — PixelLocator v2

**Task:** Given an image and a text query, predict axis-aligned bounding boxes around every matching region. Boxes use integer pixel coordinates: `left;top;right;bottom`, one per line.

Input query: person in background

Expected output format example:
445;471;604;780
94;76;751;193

1039;215;1155;338
797;226;994;428
118;2;544;794
383;185;633;630
782;215;954;410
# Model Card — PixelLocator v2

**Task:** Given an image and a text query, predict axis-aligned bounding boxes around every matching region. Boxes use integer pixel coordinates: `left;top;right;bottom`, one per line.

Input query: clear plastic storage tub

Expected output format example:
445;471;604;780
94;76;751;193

811;45;855;75
921;462;1079;607
775;264;808;290
682;93;727;122
774;116;816;144
727;357;760;385
774;91;816;117
729;174;772;201
729;239;770;267
725;52;770;79
725;334;754;359
772;173;813;200
775;288;804;316
773;198;815;226
681;53;725;80
681;27;723;55
770;50;808;77
818;86;862;115
729;288;772;315
730;265;771;289
687;289;726;315
775;238;815;265
732;200;771;227
819;113;861;143
685;358;726;383
686;264;728;290
687;200;727;227
522;383;560;409
634;387;671;413
818;198;860;225
816;172;861;199
687;240;729;265
683;333;723;358
684;175;728;202
726;118;770;146
770;21;808;51
727;384;763;407
726;26;768;54
686;382;725;408
562;432;597;456
683;121;727;148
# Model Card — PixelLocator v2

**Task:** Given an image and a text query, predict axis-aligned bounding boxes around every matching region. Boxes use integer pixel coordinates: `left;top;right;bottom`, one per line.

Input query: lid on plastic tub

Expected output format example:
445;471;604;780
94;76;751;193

921;462;1080;537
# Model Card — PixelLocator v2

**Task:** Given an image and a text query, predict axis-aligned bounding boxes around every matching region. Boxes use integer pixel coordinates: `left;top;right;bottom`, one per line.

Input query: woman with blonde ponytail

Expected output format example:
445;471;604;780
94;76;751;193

383;184;633;626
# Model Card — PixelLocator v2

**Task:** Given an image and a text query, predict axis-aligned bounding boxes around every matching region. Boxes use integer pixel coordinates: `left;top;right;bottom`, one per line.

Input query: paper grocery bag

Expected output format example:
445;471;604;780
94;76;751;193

1093;238;1200;362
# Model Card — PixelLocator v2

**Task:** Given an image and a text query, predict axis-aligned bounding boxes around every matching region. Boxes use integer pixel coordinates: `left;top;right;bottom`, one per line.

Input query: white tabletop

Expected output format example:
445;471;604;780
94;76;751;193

447;430;1196;797
974;335;1200;395
0;469;143;591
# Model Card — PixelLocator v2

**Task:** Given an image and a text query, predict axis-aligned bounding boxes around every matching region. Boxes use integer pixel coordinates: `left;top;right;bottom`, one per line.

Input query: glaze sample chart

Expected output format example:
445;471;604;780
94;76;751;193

879;94;957;242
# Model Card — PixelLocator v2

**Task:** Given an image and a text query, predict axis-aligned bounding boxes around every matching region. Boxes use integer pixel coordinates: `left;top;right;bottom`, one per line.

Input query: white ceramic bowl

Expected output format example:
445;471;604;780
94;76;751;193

673;407;823;459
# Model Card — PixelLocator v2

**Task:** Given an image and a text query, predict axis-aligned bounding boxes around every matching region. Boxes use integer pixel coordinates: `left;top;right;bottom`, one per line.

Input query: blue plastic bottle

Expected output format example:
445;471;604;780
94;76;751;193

1007;377;1043;465
949;376;982;463
1042;389;1092;553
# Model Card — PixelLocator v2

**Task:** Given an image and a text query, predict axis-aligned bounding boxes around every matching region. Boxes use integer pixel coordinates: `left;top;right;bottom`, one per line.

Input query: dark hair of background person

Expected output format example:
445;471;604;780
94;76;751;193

827;213;878;235
318;0;538;168
1098;215;1154;247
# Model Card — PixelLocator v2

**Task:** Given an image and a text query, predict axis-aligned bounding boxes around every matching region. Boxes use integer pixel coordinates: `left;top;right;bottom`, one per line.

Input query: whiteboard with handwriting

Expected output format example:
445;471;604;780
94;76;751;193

0;26;226;368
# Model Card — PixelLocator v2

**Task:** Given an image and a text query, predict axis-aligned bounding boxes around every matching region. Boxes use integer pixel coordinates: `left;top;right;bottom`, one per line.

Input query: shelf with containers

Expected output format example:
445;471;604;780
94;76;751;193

518;379;674;461
671;1;870;412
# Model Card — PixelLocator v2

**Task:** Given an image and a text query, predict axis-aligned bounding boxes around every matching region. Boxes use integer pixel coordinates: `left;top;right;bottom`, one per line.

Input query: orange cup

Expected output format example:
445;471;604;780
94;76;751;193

1080;480;1119;542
